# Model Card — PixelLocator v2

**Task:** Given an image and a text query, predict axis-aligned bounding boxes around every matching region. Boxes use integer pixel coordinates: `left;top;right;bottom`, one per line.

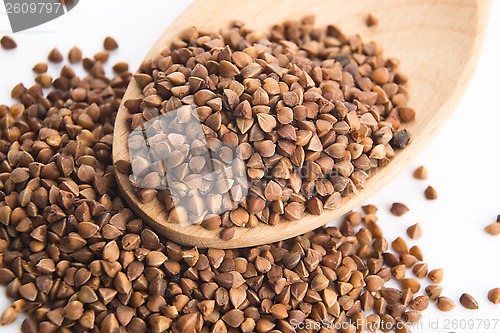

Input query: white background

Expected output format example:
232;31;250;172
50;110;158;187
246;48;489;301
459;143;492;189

1;1;499;332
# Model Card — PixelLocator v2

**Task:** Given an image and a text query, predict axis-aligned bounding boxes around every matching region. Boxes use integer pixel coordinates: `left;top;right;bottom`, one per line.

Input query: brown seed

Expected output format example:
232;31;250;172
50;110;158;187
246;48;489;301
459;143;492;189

485;222;500;236
390;203;409;216
460;293;479;310
103;36;119;50
427;269;444;284
32;63;48;74
401;278;420;293
391;237;408;255
48;48;63;63
1;36;17;49
220;227;235;241
114;272;132;294
265;181;282;201
380;288;402;304
19;282;38;301
254;140;275;158
407;223;422;239
270;303;288;319
401;311;421;326
366;13;379;27
68;46;83;63
410;295;429;311
222;309;244;328
0;307;18;325
64;301;84;320
230;208;249;227
413;166;427;180
425;285;443;301
366;275;385;292
398;107;416;122
437;297;456;312
424;186;437;200
488;288;500;304
256;113;277;133
412;263;428;278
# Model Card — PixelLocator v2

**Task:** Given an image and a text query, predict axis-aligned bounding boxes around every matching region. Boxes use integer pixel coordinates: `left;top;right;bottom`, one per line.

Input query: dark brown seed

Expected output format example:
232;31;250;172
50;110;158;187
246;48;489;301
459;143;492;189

1;36;17;49
104;37;119;50
390;203;409;216
48;48;63;63
460;293;479;310
366;13;379;27
424;186;437;200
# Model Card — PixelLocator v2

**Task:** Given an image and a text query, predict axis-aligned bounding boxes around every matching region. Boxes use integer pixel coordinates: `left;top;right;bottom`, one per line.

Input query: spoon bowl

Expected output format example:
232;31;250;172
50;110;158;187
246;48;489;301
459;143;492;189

113;0;490;248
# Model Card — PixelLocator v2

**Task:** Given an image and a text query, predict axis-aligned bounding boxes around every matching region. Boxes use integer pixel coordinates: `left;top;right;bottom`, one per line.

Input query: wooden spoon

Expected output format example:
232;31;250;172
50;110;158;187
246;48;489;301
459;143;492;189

113;0;490;248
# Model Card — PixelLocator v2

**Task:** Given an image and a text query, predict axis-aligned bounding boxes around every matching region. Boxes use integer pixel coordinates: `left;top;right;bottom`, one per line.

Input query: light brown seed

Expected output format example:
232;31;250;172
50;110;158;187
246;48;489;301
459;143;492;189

366;275;385;292
407;223;422;239
398;107;416;122
425;285;443;301
0;307;18;325
412;263;428;278
460;293;479;310
413;166;427;180
424;186;437;200
437;297;456;312
390;202;409;216
427;269;443;284
485;222;500;236
410;295;429;311
488;288;500;304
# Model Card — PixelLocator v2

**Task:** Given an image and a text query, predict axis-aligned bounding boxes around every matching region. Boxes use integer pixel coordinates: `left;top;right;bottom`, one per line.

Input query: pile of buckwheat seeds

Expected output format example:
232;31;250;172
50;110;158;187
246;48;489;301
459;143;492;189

118;16;415;235
1;19;499;333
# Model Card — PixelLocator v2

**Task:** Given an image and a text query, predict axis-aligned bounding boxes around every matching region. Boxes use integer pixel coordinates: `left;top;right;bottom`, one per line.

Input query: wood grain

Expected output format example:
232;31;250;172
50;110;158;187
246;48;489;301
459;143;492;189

113;0;490;248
